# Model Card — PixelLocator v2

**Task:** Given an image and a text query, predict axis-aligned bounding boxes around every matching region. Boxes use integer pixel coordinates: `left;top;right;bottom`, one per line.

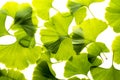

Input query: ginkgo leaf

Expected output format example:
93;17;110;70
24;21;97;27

71;0;104;6
112;36;120;64
2;2;37;38
0;10;9;36
88;55;102;67
64;53;91;77
32;60;58;80
40;12;73;53
87;42;109;56
67;0;87;24
53;38;76;61
80;18;107;42
71;27;86;54
91;66;120;80
32;0;53;20
74;6;87;24
0;41;41;69
2;2;19;17
105;0;120;32
0;69;25;80
13;5;36;37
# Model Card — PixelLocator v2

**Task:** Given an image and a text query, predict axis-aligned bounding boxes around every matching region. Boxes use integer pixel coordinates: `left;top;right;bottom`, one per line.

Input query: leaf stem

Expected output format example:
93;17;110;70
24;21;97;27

87;7;95;18
102;53;108;60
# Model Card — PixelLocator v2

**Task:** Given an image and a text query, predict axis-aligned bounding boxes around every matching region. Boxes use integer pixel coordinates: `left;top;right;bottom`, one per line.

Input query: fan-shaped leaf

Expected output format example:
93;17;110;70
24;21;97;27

33;60;57;80
80;18;107;42
40;12;73;53
87;42;109;56
112;36;120;64
32;0;53;20
105;0;120;32
91;66;120;80
0;41;41;69
53;38;76;61
0;69;25;80
64;53;91;77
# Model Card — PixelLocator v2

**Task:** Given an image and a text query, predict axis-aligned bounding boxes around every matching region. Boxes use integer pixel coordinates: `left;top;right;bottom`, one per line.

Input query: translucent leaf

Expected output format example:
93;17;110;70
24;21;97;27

67;1;86;24
68;77;80;80
112;36;120;64
32;60;58;80
64;53;91;77
0;69;25;80
0;42;41;69
53;38;76;61
13;6;36;37
71;0;104;6
91;66;120;80
2;2;19;17
74;6;86;24
105;0;120;32
80;18;107;42
88;55;102;67
32;0;53;20
87;42;109;56
0;10;9;36
40;13;73;53
71;27;86;54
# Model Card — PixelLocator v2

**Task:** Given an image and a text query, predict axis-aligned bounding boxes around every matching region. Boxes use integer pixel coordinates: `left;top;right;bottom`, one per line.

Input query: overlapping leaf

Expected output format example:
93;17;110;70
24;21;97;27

80;18;107;42
0;69;25;80
67;0;87;24
112;36;120;64
53;38;76;61
0;10;9;36
0;2;41;69
32;60;57;80
32;0;53;20
64;53;91;77
71;26;86;54
70;0;104;6
87;42;109;56
40;12;73;53
91;66;120;80
105;0;120;32
0;42;41;69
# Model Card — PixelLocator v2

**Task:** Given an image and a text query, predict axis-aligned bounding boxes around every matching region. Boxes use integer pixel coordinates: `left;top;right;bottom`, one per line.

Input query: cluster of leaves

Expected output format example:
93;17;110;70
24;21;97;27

0;0;120;80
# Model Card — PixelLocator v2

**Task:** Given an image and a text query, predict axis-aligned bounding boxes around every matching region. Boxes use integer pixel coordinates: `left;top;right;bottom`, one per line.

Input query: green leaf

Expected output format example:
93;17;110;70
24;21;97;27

2;2;19;17
0;10;9;36
40;13;73;53
13;6;36;37
71;0;104;6
80;18;107;41
67;0;83;13
2;2;36;37
33;60;57;80
68;77;80;80
0;69;25;80
53;38;76;61
0;42;41;69
105;0;120;32
32;0;53;20
74;6;87;24
91;66;120;80
67;1;87;24
112;36;120;64
64;53;91;77
87;42;109;56
88;55;102;67
71;27;86;54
